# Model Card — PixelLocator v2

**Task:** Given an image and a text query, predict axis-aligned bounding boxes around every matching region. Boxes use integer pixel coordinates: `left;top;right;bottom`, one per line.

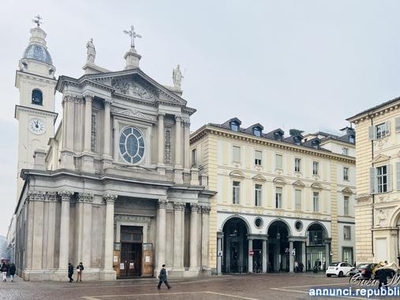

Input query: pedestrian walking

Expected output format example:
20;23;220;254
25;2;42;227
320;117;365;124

68;263;74;282
76;262;84;282
9;262;16;282
157;264;171;290
1;260;9;282
376;262;388;291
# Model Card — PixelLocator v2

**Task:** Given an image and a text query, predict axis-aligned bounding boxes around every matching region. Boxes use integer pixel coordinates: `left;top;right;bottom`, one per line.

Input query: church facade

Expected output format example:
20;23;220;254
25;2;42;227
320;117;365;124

13;21;214;281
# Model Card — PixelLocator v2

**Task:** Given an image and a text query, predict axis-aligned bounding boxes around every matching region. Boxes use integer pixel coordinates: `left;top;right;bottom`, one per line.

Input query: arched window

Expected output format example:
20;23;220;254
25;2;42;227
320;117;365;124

32;89;43;105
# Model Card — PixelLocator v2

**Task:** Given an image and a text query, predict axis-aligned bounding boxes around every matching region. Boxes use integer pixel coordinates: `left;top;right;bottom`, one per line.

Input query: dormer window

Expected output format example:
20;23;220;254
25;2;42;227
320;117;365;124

293;136;301;145
230;122;239;132
311;140;320;149
32;89;43;105
274;132;283;141
253;127;261;137
349;135;355;143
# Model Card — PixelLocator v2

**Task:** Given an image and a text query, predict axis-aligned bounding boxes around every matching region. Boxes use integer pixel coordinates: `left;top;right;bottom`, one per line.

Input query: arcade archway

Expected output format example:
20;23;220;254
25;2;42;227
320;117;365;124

267;220;290;272
222;217;249;273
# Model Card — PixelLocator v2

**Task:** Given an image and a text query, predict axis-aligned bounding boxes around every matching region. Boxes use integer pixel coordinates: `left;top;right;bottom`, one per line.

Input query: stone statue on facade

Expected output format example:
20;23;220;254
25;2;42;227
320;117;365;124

173;64;184;89
86;38;96;63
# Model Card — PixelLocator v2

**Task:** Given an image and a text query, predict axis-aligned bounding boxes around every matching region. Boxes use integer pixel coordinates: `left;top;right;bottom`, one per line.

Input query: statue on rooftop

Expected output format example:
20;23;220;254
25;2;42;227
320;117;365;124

173;64;183;89
86;38;96;63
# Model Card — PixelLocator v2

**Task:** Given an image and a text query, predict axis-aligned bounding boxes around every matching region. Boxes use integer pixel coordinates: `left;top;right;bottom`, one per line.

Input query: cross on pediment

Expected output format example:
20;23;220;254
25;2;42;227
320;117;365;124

123;25;142;48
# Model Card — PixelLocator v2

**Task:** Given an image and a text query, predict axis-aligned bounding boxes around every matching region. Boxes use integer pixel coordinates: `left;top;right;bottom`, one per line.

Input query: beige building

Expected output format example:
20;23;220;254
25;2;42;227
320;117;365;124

190;118;356;273
348;98;400;264
13;22;214;281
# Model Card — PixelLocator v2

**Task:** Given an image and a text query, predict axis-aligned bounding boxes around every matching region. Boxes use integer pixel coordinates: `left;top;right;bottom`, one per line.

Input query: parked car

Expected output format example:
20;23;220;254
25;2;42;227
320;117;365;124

326;262;354;277
348;263;377;278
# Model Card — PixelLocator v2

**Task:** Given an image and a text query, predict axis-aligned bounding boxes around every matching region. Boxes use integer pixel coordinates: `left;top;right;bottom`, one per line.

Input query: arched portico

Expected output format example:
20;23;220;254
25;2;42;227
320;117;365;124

267;220;290;272
221;217;249;273
306;222;330;271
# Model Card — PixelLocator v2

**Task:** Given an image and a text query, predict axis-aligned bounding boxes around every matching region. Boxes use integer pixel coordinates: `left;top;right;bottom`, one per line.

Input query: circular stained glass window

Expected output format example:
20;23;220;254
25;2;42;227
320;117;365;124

119;127;145;164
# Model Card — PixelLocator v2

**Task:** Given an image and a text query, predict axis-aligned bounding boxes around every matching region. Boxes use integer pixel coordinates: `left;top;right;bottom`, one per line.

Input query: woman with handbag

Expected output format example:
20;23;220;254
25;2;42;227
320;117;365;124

76;262;84;282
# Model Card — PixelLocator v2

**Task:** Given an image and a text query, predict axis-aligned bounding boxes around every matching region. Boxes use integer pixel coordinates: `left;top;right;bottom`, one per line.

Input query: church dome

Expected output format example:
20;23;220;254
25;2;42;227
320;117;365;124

23;44;53;65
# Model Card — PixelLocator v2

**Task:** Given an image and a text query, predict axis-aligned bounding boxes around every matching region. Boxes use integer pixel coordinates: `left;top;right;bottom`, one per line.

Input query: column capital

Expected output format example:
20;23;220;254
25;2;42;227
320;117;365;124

103;194;117;203
27;190;45;201
201;206;211;214
158;112;166;117
173;202;185;211
44;192;58;201
104;98;113;105
77;193;94;203
175;115;182;122
190;203;199;213
58;190;74;201
182;119;191;127
158;198;168;209
62;94;84;104
83;93;95;101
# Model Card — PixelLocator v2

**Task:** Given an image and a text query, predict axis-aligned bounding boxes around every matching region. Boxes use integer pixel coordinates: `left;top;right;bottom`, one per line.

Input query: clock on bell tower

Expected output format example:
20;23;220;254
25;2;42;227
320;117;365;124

14;17;58;199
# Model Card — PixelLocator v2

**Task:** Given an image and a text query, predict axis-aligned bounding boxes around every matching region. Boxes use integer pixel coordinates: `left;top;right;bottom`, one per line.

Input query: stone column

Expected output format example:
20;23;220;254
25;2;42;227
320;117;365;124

28;191;45;270
157;199;167;270
83;95;93;152
201;206;211;270
81;193;93;268
103;99;112;156
60;96;76;169
183;120;190;170
189;203;199;272
262;239;267;273
248;238;253;273
325;241;330;270
58;190;73;271
45;192;57;269
173;202;185;270
157;113;165;169
289;241;294;272
76;194;85;263
217;232;223;275
103;194;117;273
174;115;183;183
302;241;306;271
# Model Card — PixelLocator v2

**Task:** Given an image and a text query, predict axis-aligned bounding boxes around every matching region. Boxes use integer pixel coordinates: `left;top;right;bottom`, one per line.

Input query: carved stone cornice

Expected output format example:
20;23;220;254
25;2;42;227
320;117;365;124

114;214;151;224
77;193;94;203
58;190;74;201
103;194;118;203
28;190;45;201
173;202;185;211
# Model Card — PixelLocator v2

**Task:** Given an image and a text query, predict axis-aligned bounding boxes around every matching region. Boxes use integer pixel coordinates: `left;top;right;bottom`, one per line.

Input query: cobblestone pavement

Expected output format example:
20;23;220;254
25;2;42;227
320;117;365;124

0;273;390;300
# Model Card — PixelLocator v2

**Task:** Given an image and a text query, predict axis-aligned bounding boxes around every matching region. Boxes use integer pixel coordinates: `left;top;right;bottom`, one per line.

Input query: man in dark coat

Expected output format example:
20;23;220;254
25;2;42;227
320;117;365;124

157;264;171;290
9;263;16;282
376;267;388;290
68;263;74;282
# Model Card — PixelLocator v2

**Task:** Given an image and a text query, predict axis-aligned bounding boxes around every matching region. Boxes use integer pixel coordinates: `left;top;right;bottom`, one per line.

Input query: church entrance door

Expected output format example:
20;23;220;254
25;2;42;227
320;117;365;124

120;226;143;278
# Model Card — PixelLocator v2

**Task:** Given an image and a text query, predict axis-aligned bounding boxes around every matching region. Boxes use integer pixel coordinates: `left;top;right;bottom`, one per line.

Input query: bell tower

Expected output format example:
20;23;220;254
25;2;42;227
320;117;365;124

14;16;58;199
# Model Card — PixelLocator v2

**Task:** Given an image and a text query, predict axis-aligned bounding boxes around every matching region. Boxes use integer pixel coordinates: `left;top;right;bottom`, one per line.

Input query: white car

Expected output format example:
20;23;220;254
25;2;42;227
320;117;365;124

326;262;354;277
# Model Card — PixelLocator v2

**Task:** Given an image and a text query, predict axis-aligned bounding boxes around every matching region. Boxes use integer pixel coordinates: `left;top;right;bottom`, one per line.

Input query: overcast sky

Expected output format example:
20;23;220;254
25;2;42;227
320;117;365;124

1;0;400;237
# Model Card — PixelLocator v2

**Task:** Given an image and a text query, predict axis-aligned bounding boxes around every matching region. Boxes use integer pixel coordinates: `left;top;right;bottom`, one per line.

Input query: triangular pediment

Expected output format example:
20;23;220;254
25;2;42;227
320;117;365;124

79;69;188;106
292;180;305;187
252;174;266;182
341;187;353;195
371;154;390;164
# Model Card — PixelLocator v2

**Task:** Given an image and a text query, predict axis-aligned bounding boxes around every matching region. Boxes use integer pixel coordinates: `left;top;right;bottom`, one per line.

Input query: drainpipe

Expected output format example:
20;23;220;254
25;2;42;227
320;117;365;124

369;114;375;259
